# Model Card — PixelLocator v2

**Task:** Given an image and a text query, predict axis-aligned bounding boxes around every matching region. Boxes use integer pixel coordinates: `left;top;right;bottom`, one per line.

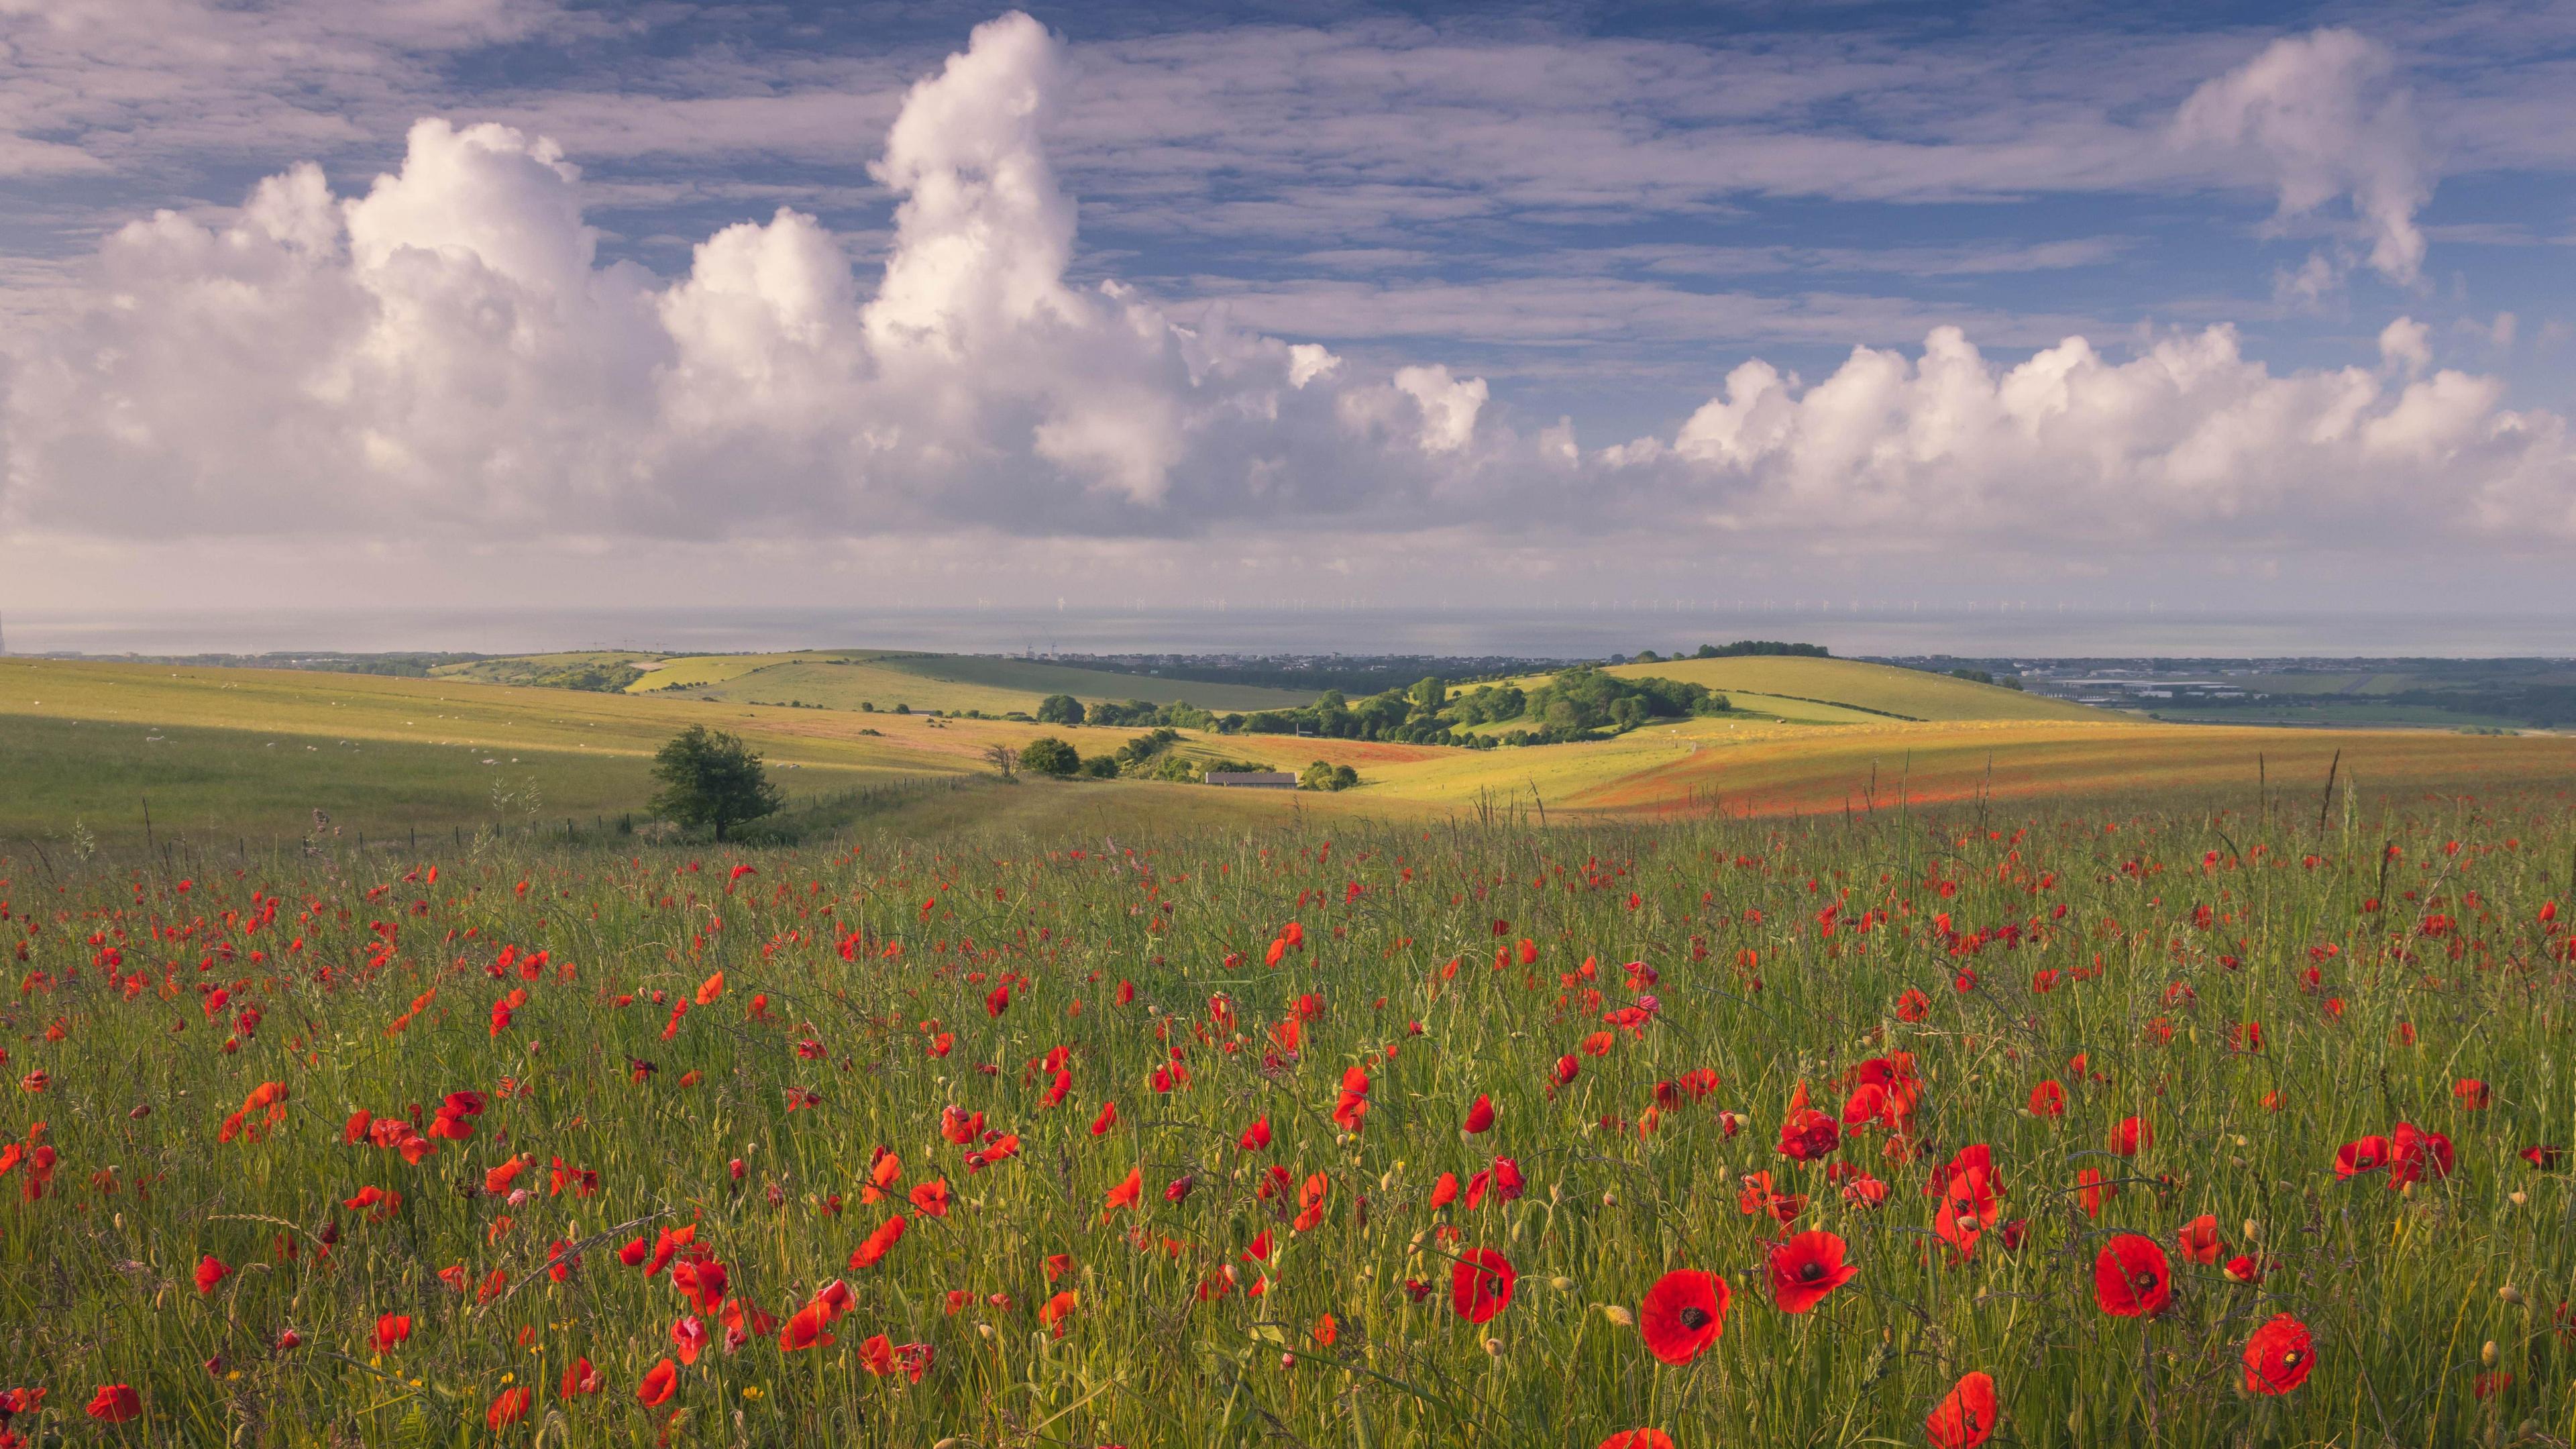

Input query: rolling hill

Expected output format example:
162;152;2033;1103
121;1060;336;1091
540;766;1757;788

6;654;2570;853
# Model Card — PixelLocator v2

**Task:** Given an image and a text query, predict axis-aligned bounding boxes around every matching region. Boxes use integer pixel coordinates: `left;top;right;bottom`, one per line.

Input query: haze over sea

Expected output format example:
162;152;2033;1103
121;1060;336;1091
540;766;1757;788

5;608;2568;661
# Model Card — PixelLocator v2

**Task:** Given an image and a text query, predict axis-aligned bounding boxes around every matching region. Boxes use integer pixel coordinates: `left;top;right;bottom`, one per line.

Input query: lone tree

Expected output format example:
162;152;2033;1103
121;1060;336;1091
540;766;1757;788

649;725;784;841
1034;694;1086;726
1018;736;1080;777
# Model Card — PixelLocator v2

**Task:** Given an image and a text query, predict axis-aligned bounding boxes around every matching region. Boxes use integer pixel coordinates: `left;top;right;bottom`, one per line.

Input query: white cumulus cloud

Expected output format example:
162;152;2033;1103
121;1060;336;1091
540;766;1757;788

0;11;1494;540
2175;28;2432;285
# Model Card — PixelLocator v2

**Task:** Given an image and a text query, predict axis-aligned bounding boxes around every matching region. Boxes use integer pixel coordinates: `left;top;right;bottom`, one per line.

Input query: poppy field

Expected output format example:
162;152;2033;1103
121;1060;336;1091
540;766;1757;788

5;793;2575;1448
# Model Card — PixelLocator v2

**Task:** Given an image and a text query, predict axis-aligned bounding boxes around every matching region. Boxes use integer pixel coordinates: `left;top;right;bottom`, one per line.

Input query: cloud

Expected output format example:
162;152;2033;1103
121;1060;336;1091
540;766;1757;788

1;9;2570;568
2175;28;2432;284
0;13;1484;541
1630;323;2571;545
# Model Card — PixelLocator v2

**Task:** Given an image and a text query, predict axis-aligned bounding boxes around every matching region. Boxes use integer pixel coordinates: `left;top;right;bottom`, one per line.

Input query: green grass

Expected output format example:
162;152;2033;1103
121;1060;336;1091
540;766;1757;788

612;651;1318;716
4;792;2573;1447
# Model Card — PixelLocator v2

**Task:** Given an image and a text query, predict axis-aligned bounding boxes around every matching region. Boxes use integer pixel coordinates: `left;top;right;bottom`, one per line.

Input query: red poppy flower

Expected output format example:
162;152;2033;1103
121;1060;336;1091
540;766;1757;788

780;1301;836;1352
372;1313;412;1352
670;1316;708;1366
194;1254;230;1295
1039;1289;1078;1337
2027;1080;2065;1118
2176;1214;2222;1265
2092;1234;2171;1317
2063;1166;2108;1217
1451;1248;1516;1324
2522;1145;2565;1169
2109;1116;2151;1156
560;1357;601;1396
850;1214;906;1269
2453;1077;2489;1109
2222;1253;2265;1285
2335;1135;2391;1178
1638;1269;1727;1363
1768;1232;1856;1314
909;1178;951;1216
1599;1433;1676;1449
637;1358;678;1407
1776;1108;1839;1161
2242;1313;2314;1394
486;1385;533;1430
1925;1371;1997;1449
1104;1167;1144;1219
2388;1122;2455;1187
1239;1116;1272;1151
86;1385;142;1424
1462;1094;1495;1135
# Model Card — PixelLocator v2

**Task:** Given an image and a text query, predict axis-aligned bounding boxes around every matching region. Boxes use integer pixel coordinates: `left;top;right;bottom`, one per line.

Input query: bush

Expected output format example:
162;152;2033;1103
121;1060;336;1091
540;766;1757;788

1019;737;1079;777
1035;694;1086;726
1080;754;1121;778
1299;760;1360;791
647;725;784;842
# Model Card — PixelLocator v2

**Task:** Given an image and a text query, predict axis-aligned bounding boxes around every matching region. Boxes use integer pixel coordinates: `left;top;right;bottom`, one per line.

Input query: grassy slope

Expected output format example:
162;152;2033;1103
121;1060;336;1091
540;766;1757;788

0;712;665;850
865;653;1316;711
432;652;663;686
1599;655;2112;721
617;651;1316;715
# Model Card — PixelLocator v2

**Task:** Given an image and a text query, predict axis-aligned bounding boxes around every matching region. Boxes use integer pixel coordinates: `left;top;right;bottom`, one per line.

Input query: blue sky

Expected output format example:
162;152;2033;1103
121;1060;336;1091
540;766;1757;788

0;1;2570;620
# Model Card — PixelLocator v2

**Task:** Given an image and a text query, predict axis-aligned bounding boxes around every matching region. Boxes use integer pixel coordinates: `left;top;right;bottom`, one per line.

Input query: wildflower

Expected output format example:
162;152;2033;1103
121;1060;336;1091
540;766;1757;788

1638;1269;1727;1363
1039;1289;1077;1337
2092;1234;2171;1317
1462;1094;1496;1135
2176;1215;2222;1265
486;1385;532;1430
1925;1371;1996;1449
637;1358;678;1407
1451;1248;1516;1325
86;1385;142;1425
1768;1232;1856;1313
850;1214;906;1269
2241;1313;2313;1394
1776;1108;1839;1161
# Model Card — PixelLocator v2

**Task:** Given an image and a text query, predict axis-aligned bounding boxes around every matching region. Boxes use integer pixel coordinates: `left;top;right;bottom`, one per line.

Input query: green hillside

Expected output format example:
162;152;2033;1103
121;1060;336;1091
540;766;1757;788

1600;655;2111;722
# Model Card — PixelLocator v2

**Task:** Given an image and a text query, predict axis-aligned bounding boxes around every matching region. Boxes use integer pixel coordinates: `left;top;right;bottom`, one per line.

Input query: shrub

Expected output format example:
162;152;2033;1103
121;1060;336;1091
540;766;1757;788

647;726;784;842
1035;694;1086;726
1019;737;1079;777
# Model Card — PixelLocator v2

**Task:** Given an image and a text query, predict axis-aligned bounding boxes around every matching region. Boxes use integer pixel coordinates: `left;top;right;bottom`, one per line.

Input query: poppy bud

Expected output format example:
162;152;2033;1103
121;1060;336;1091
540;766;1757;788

2482;1341;2499;1366
2500;1285;2526;1305
1599;1304;1633;1327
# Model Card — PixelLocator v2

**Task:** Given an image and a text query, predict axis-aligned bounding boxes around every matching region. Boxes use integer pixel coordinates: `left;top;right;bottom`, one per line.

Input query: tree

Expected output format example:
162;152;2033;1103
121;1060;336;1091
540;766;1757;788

1035;694;1086;726
648;726;784;842
981;742;1018;780
1019;737;1080;777
1407;676;1448;715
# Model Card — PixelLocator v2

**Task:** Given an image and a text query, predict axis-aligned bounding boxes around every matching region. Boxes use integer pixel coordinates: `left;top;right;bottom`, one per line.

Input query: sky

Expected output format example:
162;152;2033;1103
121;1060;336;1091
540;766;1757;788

0;0;2572;631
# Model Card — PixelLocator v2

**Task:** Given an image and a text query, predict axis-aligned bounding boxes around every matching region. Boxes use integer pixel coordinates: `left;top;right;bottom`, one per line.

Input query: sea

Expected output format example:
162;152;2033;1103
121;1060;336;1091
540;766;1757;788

3;606;2570;660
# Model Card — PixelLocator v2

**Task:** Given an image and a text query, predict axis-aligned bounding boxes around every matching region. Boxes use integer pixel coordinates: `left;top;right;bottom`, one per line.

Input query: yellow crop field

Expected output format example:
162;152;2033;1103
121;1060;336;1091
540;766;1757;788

1350;717;2576;820
1492;654;2113;722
